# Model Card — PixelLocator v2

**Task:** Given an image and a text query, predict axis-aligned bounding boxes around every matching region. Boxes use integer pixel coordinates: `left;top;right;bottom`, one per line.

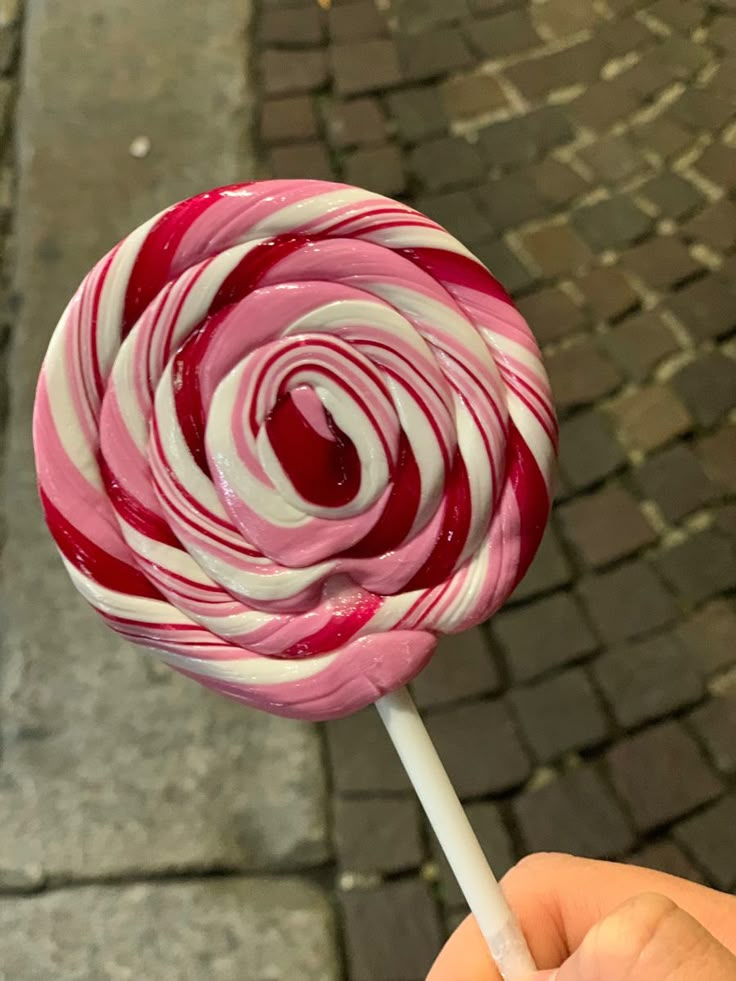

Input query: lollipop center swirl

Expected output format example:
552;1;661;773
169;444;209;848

265;387;361;509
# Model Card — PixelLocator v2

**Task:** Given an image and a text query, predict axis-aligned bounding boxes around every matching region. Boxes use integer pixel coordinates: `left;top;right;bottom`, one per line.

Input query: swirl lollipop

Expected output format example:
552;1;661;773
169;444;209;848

33;181;556;978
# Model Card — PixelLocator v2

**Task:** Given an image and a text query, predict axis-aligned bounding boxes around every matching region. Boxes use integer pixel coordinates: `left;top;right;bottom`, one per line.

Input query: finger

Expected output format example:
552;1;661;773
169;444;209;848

426;914;500;981
428;854;736;980
501;853;736;969
550;892;736;981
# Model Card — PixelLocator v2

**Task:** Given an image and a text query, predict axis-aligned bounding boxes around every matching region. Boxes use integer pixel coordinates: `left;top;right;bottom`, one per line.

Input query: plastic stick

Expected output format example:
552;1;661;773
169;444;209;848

375;686;536;980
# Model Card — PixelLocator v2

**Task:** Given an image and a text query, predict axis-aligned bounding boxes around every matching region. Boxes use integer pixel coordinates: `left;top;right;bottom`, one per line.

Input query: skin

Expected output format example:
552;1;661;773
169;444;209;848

427;853;736;981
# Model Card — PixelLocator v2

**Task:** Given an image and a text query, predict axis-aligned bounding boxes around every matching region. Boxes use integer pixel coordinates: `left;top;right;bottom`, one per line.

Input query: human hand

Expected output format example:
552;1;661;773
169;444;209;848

428;853;736;980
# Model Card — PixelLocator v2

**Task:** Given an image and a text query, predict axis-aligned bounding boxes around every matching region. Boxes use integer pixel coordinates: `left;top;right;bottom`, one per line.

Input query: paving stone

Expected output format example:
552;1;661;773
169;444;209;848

3;0;330;885
0;78;12;140
668;88;735;132
607;721;723;832
516;287;587;344
547;339;622;411
607;384;692;453
511;668;609;762
410;135;483;190
340;879;443;981
345;144;406;196
473;239;537;294
477;106;574;169
654;530;736;605
621;236;701;289
475;175;547;234
633;444;717;524
510;525;573;602
529;158;588;206
261;95;319;144
648;0;706;32
710;14;736;53
426;699;532;798
576;267;638;321
387;85;448;144
0;19;19;72
259;5;325;45
714;504;736;540
676;599;736;676
328;0;387;41
709;56;736;100
694;142;736;191
514;766;635;859
597;15;655;56
334;798;423;873
331;39;401;96
493;591;598;682
669;275;736;341
639;173;704;221
532;0;600;36
504;39;609;100
326;709;411;793
441;72;508;120
673;795;736;890
0;879;338;981
594;633;704;729
633;115;693;159
394;0;470;32
324;97;386;148
672;352;736;427
520;224;593;277
683;200;736;252
270;141;335;180
261;48;329;96
698;425;736;493
558;409;627;490
469;0;526;11
559;485;656;567
470;9;540;58
690;694;736;775
417;190;494;244
433;803;515;908
603;310;679;382
411;629;500;709
567;80;639;133
398;27;472;82
579;135;648;184
617;58;677;99
627;840;706;883
572;197;654;252
653;35;710;79
578;559;677;645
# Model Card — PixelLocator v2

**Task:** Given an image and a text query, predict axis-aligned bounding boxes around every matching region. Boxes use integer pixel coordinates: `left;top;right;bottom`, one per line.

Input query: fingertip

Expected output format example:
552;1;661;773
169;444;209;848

426;914;500;981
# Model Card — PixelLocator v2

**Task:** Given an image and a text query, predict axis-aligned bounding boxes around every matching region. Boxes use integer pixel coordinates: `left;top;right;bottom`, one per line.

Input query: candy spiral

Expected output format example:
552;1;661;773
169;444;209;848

33;181;557;720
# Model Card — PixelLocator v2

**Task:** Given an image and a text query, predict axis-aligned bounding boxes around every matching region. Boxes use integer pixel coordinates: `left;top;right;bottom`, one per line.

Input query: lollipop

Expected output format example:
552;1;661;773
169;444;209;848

33;181;556;978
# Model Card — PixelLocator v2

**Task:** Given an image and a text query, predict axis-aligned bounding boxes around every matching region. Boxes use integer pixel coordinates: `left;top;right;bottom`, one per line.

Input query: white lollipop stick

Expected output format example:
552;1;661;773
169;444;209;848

376;686;536;981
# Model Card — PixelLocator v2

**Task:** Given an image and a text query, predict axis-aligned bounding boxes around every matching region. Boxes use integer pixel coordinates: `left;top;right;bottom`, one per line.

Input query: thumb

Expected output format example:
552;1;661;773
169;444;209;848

527;892;736;981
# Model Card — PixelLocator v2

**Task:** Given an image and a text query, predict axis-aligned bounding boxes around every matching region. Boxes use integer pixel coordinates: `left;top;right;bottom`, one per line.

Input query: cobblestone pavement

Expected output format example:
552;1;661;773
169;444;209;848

255;0;736;976
1;0;735;979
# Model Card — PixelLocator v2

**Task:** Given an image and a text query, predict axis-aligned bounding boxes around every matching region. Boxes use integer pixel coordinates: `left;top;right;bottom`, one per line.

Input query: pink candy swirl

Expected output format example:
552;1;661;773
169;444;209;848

33;181;557;720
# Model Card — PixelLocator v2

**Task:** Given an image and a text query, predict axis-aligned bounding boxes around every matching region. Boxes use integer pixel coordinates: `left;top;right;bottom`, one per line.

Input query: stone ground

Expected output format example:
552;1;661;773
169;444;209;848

1;0;736;978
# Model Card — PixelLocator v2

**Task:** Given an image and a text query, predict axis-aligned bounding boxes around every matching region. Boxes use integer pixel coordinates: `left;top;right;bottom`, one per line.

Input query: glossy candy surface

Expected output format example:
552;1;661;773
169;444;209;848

33;181;557;719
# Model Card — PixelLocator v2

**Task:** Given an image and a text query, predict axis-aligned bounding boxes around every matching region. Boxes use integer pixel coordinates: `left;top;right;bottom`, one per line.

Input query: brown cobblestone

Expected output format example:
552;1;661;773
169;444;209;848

325;97;386;148
332;39;401;96
559;485;656;568
607;385;692;453
345;144;406;196
547;340;622;411
441;72;508;120
603;311;679;381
